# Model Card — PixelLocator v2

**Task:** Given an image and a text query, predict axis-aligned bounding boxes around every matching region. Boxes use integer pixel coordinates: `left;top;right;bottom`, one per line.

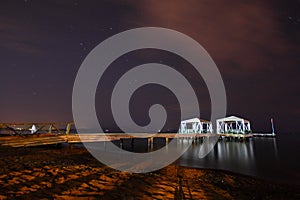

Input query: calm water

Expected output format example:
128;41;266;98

75;133;300;184
175;133;300;184
114;133;300;184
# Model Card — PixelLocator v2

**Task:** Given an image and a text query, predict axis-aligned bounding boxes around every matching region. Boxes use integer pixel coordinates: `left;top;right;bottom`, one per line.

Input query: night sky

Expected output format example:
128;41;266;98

0;0;299;133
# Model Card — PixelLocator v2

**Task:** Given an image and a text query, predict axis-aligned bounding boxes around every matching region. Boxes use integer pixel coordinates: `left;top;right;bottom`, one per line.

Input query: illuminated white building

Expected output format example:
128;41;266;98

216;116;251;134
178;118;212;133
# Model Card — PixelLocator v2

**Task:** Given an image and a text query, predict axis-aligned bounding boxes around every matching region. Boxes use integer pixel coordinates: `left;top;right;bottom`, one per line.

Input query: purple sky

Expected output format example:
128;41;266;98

0;0;299;133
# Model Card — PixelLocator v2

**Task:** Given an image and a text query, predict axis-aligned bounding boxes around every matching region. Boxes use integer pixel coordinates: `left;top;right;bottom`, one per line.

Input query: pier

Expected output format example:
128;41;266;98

0;133;215;148
0;133;255;148
0;122;255;148
253;133;276;137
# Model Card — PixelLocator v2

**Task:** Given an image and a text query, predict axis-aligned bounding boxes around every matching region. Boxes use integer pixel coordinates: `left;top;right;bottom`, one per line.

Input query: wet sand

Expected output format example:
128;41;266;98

0;145;299;199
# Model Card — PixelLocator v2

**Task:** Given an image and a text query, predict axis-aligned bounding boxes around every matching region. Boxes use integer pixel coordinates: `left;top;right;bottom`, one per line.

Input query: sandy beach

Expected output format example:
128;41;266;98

0;145;299;200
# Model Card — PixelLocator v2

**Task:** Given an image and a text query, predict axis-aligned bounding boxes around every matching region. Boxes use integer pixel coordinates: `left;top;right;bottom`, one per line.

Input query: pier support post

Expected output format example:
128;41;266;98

148;137;154;152
165;137;169;151
151;137;154;150
130;138;134;149
120;138;124;149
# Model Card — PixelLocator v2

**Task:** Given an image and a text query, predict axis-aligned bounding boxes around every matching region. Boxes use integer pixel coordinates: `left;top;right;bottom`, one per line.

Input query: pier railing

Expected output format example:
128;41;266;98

0;122;75;136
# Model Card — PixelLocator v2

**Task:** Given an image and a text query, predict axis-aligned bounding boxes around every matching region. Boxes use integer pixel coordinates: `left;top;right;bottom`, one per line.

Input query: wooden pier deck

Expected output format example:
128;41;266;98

0;133;209;148
0;133;254;148
0;135;67;148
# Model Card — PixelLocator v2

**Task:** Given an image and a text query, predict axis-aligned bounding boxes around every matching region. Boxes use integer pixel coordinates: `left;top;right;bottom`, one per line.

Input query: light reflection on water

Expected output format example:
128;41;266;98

178;138;259;175
75;133;299;184
176;136;300;184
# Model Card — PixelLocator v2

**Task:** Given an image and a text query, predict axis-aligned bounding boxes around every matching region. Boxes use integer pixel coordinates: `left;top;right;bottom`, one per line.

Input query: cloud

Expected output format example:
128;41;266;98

0;16;42;55
126;0;299;77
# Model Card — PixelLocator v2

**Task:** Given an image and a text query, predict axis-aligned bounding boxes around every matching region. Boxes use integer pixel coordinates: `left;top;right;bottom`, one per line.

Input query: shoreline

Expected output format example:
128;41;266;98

176;164;300;187
176;164;300;186
0;145;299;199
